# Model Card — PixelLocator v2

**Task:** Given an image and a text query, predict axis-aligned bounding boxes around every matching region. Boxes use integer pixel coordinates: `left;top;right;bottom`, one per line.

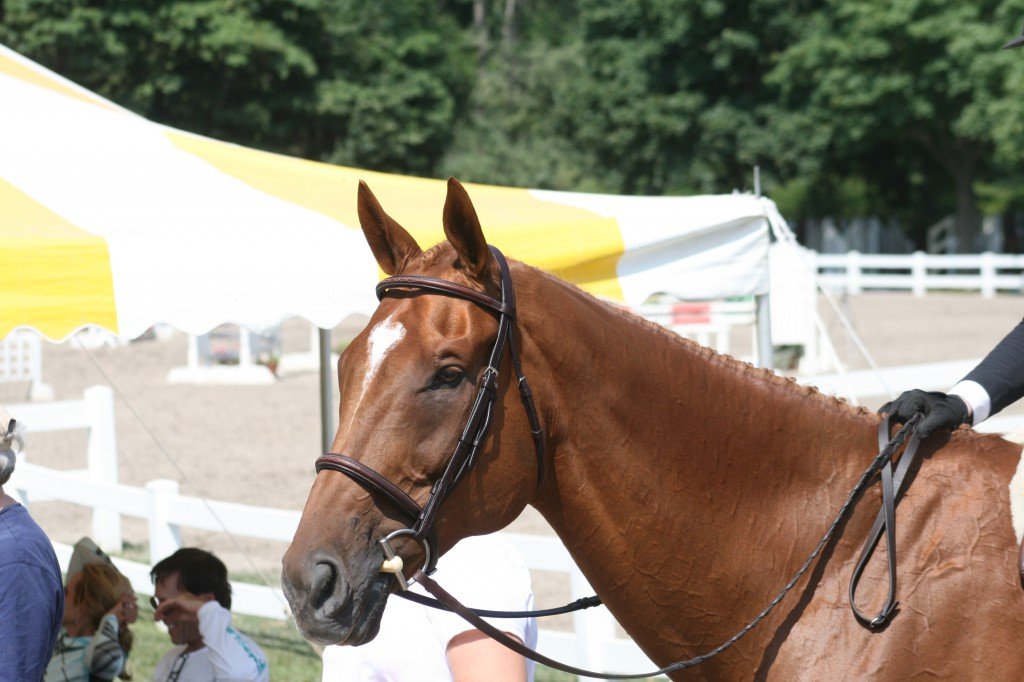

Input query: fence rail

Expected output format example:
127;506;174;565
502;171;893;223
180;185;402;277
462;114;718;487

816;251;1024;297
9;387;656;676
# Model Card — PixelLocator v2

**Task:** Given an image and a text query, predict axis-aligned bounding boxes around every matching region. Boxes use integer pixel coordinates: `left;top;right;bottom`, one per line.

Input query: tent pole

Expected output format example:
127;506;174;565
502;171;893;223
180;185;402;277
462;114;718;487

318;327;334;453
753;164;773;370
754;294;774;370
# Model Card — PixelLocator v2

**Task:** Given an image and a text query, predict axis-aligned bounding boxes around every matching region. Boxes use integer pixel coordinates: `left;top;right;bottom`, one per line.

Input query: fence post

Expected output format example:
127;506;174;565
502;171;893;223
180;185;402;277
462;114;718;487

911;251;926;297
147;479;181;564
847;251;862;295
187;334;199;370
981;252;996;298
85;386;122;551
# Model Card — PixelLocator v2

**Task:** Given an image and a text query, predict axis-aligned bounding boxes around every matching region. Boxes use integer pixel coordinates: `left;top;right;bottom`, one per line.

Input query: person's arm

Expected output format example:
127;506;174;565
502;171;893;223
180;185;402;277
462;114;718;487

447;630;527;682
85;613;126;680
195;600;269;681
951;318;1024;423
881;318;1024;436
425;536;536;681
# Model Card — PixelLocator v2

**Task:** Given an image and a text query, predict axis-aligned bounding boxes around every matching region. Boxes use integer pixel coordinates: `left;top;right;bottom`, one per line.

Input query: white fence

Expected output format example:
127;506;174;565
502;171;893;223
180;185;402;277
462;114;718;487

0;330;53;400
10;386;121;549
8;387;656;676
816;251;1024;297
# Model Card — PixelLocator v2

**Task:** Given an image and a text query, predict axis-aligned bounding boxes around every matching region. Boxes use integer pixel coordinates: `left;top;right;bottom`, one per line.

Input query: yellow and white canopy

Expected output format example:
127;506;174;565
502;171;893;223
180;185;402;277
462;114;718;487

0;42;780;342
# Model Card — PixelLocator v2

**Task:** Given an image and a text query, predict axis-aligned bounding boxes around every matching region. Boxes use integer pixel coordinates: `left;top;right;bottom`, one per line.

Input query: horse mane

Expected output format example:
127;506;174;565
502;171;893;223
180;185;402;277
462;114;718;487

522;261;874;416
422;245;1000;445
581;270;1010;446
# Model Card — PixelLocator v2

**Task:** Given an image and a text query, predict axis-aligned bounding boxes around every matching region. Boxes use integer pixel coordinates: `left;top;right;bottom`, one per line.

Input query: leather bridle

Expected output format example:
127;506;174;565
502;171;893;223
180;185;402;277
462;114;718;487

311;245;926;679
314;246;545;588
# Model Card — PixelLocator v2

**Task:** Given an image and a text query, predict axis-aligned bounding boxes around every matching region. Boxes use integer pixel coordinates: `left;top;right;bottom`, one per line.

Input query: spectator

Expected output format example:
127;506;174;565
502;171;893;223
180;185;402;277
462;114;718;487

150;548;269;682
0;405;64;681
322;534;538;681
46;562;134;681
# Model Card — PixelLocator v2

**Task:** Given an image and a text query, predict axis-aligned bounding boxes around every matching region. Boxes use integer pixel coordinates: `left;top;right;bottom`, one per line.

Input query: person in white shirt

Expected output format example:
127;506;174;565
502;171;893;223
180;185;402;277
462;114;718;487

149;548;269;682
322;534;538;682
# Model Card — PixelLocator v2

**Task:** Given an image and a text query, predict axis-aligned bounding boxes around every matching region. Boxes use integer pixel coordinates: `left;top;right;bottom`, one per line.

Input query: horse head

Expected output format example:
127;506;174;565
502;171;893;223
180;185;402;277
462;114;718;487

282;178;543;645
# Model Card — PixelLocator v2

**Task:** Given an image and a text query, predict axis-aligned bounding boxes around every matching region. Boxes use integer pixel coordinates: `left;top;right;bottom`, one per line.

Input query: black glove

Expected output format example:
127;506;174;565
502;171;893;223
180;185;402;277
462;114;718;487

879;389;970;439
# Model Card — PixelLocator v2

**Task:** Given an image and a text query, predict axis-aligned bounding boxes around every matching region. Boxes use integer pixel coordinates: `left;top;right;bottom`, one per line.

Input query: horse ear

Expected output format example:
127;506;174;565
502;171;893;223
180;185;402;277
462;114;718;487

442;178;495;282
357;180;422;275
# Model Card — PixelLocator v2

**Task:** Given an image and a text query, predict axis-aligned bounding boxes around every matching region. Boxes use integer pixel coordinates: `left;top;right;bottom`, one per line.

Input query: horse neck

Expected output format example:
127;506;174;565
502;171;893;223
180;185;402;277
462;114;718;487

517;267;879;648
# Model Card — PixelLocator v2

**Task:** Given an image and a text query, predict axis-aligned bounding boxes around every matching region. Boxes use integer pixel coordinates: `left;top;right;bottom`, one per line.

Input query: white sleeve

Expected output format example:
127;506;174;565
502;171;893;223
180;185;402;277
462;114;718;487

421;535;536;650
196;601;270;681
949;380;991;425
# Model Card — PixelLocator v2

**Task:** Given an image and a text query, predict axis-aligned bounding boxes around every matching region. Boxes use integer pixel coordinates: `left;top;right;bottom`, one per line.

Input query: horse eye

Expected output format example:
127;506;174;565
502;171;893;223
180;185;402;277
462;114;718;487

433;366;464;388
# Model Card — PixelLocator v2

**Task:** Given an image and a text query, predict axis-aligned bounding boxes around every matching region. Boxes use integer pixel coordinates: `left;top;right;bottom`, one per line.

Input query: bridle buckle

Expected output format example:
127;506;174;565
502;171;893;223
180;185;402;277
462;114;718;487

379;528;434;591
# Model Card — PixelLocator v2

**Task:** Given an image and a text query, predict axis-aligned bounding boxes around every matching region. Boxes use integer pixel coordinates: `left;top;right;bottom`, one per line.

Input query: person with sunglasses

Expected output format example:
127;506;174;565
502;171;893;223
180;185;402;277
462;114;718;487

149;548;268;682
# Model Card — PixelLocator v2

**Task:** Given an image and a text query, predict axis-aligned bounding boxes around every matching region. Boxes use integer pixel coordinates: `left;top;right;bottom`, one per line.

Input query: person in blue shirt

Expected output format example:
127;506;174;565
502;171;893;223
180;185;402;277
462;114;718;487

0;406;64;681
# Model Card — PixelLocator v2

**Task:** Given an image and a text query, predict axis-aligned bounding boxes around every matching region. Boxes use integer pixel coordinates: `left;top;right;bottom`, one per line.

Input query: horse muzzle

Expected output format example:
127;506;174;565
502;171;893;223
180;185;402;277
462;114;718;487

281;547;391;645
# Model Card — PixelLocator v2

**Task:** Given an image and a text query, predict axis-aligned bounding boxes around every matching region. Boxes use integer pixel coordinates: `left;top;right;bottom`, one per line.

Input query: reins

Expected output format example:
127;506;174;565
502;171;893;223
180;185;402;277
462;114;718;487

316;246;926;678
408;414;923;679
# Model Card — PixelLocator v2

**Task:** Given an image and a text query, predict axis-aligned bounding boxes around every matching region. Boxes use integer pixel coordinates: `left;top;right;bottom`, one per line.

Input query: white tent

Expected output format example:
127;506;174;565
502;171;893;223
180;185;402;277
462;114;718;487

0;42;787;444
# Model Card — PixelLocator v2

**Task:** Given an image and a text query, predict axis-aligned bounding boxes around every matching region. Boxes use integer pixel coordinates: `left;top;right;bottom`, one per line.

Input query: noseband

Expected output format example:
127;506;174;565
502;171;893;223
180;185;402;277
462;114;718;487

314;246;545;588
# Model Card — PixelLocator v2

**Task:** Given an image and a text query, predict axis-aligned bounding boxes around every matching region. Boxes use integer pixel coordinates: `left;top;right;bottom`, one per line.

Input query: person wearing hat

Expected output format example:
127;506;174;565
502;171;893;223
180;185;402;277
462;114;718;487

0;406;64;681
44;538;138;681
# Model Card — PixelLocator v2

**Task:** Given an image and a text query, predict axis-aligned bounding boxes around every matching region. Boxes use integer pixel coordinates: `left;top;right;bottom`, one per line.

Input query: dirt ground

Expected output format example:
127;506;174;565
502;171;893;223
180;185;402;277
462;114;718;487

2;291;1021;613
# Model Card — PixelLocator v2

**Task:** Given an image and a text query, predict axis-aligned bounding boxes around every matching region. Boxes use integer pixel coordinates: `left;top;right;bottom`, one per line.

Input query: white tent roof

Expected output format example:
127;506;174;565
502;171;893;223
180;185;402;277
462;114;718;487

0;42;781;341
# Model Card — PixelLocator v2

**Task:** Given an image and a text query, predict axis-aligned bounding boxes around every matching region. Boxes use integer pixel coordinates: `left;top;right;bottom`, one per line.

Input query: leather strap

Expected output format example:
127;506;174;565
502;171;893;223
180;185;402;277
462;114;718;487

396;589;602;619
414;570;673;679
408;416;924;679
376;276;512;316
317;247;545;577
315;454;423;523
848;413;923;627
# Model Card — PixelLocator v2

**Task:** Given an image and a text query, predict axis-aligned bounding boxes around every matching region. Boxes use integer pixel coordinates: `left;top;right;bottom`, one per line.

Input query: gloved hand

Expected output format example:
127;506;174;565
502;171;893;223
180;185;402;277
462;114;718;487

879;389;971;439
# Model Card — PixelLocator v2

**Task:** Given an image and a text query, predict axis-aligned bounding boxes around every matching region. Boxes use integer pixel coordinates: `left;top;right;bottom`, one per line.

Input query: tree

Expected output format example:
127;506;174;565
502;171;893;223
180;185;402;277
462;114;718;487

1;0;473;174
767;0;1024;250
310;0;473;174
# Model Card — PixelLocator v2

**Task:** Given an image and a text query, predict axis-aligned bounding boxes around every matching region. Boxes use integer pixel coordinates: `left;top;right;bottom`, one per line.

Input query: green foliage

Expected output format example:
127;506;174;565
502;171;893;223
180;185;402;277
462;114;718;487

440;41;603;190
313;0;473;174
766;0;1024;244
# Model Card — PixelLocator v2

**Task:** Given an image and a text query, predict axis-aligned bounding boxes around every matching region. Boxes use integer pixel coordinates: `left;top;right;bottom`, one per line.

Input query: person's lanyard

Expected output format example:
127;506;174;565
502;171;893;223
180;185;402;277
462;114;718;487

166;652;190;682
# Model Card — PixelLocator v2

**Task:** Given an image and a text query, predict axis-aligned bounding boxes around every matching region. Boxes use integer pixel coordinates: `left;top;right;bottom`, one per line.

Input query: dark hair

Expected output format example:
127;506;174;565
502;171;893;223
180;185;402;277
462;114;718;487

150;548;232;609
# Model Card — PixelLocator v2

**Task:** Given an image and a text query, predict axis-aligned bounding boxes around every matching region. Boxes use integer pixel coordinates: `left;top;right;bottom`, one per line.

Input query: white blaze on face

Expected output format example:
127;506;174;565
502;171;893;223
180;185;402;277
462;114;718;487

364;319;406;390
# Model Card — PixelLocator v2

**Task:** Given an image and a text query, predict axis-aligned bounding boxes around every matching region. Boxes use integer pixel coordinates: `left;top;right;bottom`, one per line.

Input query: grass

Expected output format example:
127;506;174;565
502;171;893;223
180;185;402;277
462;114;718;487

125;594;583;681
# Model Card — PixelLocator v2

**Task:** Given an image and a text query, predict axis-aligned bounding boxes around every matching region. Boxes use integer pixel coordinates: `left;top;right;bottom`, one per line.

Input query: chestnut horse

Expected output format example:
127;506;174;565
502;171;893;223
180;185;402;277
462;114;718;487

282;178;1024;679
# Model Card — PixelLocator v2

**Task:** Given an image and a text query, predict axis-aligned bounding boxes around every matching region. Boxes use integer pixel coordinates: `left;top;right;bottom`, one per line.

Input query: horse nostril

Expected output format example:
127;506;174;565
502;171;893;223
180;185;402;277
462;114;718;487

310;560;339;611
